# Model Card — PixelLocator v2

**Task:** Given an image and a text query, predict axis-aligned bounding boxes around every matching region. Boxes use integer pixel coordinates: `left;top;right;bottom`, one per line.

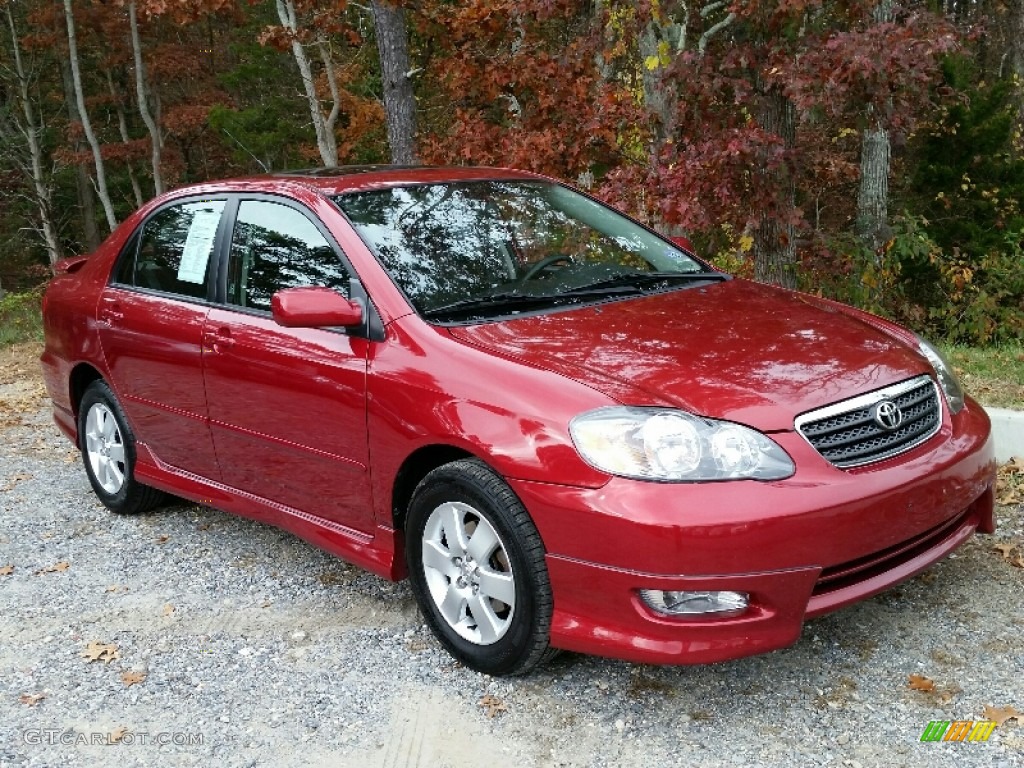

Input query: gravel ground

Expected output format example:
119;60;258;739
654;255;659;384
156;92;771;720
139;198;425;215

1;351;1022;768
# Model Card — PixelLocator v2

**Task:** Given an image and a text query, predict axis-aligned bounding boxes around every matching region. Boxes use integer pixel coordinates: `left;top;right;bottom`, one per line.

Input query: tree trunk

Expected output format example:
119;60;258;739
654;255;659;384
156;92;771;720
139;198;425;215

856;122;891;253
753;86;797;288
129;1;164;195
638;22;675;146
61;60;100;251
856;2;895;254
372;0;418;165
1012;0;1024;116
5;4;61;265
275;0;338;167
63;0;117;232
106;71;144;207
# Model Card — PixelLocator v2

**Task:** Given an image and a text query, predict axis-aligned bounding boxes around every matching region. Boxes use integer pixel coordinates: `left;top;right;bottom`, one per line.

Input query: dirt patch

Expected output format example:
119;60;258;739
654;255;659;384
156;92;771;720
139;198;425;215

0;343;47;431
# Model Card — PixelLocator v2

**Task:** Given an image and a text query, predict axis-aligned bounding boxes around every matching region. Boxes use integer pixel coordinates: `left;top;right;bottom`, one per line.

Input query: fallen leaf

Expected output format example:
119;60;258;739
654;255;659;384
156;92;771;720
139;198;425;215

121;671;146;687
997;458;1024;506
993;541;1024;568
109;726;129;744
984;705;1024;726
36;561;69;575
908;674;935;692
81;641;120;664
162;604;174;616
105;585;126;593
155;534;169;544
0;473;31;492
0;565;13;576
19;693;45;706
479;694;507;718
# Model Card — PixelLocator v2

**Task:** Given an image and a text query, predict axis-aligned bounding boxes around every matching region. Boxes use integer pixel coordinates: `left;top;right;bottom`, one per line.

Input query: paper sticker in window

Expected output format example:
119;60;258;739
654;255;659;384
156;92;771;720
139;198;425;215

177;209;222;284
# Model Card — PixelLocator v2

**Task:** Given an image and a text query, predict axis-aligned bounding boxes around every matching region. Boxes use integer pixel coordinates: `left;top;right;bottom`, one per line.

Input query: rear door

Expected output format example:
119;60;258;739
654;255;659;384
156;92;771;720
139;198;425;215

97;198;227;478
201;196;374;534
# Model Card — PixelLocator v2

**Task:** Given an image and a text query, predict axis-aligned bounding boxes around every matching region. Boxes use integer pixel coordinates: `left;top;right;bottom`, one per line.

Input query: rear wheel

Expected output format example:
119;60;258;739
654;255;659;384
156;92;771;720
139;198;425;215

406;459;555;676
78;381;165;514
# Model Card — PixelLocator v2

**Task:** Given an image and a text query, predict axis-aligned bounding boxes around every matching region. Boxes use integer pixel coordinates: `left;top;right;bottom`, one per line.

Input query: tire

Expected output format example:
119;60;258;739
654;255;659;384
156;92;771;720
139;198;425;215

78;380;165;515
406;458;556;676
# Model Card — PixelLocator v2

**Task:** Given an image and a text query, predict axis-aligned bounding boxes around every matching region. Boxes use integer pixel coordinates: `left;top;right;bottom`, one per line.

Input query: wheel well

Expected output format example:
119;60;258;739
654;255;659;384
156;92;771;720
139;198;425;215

391;445;474;531
69;363;104;419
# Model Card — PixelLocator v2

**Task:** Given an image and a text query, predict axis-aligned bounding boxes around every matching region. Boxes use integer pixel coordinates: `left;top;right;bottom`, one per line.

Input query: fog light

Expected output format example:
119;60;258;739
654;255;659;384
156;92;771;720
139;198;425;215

639;589;749;617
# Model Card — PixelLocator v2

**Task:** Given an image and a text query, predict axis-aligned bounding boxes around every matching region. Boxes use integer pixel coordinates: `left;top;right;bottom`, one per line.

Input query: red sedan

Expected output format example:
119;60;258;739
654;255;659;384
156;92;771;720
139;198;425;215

40;166;996;675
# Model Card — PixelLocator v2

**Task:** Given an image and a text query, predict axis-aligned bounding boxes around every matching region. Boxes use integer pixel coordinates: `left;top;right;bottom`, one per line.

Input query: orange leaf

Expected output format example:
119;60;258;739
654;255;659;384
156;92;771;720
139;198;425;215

984;705;1023;726
81;641;120;664
36;561;69;575
121;671;146;687
908;674;935;692
478;694;507;718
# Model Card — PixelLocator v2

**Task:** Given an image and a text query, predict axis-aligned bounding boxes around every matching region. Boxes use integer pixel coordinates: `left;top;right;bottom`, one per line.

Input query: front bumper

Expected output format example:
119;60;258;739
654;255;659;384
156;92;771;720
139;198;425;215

510;398;996;665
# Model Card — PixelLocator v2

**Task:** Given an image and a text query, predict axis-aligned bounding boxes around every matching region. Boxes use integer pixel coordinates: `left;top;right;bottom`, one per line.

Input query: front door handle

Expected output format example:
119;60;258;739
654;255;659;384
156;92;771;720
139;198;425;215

203;327;234;353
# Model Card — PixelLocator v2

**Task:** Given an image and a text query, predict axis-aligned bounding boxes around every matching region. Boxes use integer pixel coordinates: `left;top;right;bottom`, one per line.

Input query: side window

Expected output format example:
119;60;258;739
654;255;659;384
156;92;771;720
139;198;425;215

226;200;350;312
128;200;225;299
113;232;139;286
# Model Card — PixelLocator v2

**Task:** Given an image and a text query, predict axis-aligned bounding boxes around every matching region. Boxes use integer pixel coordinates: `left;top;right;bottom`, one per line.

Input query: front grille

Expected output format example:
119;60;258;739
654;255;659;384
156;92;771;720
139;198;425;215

796;376;941;468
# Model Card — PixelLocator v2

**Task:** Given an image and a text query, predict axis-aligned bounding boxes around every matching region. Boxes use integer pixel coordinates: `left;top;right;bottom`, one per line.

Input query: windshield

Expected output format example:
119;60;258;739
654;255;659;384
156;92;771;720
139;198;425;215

334;181;713;320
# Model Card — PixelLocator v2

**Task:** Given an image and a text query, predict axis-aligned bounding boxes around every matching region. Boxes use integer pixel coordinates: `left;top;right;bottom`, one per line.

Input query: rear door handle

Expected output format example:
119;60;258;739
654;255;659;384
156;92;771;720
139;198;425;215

98;297;123;325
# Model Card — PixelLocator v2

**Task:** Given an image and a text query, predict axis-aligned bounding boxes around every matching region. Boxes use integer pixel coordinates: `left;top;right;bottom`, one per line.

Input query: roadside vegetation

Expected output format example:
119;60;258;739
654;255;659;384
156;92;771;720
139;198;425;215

0;291;43;347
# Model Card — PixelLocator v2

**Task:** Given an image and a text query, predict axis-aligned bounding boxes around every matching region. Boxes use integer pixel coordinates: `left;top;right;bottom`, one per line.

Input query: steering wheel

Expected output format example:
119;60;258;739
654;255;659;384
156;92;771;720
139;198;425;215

520;254;573;282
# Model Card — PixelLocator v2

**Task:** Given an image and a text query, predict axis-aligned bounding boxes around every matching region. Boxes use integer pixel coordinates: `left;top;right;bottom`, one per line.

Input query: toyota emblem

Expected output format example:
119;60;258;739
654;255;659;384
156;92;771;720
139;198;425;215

873;400;903;431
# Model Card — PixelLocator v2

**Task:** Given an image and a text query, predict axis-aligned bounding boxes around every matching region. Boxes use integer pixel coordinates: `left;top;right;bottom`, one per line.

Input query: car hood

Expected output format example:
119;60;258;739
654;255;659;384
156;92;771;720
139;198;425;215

446;279;932;431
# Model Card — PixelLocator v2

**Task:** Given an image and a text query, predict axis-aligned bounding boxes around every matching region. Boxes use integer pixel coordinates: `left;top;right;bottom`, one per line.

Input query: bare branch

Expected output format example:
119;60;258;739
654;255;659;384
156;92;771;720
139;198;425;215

318;40;342;134
699;11;735;56
700;2;726;18
219;126;270;174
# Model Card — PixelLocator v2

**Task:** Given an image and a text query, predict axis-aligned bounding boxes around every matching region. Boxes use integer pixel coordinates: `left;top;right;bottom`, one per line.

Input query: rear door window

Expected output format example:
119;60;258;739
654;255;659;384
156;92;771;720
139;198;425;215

117;200;226;300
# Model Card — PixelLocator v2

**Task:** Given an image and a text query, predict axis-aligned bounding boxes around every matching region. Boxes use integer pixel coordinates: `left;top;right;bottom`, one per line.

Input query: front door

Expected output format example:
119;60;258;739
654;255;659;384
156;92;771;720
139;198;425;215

202;198;374;534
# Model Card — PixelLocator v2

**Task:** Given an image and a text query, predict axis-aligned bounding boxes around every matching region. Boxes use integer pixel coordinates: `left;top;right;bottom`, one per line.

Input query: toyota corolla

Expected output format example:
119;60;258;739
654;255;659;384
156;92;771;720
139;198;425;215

40;166;996;675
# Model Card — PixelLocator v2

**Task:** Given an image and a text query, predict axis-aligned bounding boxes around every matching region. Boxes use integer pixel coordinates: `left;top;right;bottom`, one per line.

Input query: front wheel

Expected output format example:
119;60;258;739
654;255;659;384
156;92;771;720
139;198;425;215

78;380;165;514
406;459;555;676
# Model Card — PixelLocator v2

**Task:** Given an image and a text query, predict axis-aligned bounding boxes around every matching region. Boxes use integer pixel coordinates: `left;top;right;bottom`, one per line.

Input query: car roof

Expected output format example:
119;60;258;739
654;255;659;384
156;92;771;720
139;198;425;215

217;165;550;197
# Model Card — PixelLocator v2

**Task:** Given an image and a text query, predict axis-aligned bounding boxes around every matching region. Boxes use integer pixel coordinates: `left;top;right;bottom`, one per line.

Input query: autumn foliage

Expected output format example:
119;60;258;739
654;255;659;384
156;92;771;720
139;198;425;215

1;0;1022;342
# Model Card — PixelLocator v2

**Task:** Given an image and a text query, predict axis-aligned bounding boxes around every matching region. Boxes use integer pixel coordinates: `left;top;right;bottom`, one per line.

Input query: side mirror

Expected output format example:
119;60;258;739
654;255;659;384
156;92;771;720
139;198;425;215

271;287;364;328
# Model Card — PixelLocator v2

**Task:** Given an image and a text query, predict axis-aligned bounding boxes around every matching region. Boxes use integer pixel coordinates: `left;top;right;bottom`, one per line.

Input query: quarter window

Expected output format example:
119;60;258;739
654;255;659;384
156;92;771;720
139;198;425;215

123;200;225;299
226;200;350;312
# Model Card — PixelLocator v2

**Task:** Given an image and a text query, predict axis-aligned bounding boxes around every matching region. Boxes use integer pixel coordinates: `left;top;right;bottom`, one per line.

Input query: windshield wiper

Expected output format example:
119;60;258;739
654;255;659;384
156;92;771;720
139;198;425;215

422;272;726;320
422;291;569;319
561;271;728;296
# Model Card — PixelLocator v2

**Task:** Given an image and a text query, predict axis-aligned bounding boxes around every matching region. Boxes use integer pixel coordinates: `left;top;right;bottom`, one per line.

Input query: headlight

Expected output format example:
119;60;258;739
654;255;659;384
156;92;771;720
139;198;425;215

569;407;795;481
917;337;964;414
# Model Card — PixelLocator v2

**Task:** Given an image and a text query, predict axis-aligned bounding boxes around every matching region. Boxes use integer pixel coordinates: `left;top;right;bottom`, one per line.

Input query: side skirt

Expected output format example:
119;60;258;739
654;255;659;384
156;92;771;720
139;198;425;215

133;443;405;581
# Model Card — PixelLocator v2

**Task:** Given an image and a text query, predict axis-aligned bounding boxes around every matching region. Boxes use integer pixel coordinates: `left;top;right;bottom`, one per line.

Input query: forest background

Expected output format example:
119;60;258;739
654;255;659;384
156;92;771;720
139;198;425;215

2;0;1023;347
